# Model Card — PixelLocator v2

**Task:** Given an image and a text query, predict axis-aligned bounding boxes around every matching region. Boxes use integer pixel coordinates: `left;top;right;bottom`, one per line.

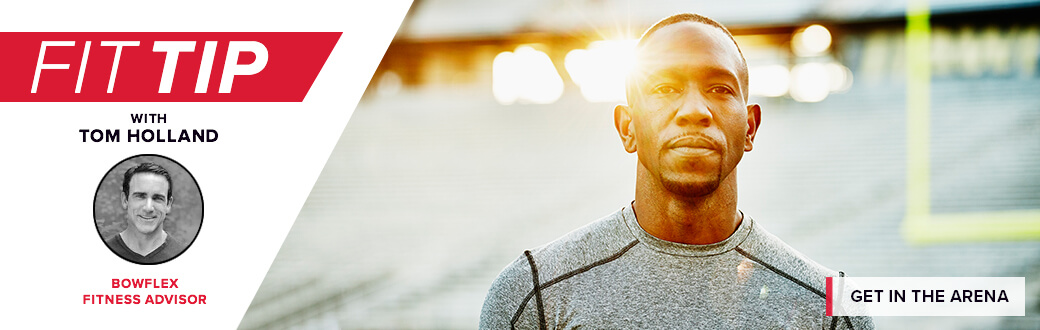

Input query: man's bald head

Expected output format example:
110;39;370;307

628;13;750;103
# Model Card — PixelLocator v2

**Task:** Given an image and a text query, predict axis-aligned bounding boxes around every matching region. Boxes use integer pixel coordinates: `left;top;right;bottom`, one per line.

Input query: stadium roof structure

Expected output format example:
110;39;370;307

398;0;1040;39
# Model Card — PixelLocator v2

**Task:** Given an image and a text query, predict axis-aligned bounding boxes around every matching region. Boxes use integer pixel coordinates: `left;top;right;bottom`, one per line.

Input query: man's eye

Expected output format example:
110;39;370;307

652;85;681;94
709;86;734;94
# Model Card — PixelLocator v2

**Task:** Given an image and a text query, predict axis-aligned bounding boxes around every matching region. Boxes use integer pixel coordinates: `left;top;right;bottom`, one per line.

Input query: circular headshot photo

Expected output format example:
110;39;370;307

94;154;203;265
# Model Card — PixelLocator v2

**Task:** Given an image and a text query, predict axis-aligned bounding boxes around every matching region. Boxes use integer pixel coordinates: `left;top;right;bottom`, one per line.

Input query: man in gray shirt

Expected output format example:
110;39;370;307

480;13;873;329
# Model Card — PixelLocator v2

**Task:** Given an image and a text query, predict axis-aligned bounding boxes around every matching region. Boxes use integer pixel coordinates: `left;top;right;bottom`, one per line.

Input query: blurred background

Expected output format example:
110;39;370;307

240;0;1040;328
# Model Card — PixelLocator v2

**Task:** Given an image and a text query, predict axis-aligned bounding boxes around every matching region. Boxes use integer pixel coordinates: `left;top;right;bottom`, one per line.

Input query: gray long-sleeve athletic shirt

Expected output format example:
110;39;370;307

480;205;874;329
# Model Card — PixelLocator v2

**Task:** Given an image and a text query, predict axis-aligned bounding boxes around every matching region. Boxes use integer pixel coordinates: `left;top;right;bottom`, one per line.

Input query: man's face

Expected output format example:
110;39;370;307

122;173;171;236
623;22;759;197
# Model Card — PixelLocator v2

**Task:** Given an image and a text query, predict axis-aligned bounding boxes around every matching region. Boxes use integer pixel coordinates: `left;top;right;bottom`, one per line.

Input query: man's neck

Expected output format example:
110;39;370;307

120;229;167;256
632;165;742;245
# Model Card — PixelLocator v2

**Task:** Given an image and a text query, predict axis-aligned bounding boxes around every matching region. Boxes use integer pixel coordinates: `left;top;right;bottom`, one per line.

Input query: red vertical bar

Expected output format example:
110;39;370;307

826;277;834;316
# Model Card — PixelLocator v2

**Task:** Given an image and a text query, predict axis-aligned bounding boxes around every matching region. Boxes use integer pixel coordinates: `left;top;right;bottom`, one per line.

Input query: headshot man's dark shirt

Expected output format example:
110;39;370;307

105;234;186;265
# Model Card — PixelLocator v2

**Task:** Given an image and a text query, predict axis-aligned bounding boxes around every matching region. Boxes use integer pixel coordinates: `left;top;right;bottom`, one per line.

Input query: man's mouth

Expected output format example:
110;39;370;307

671;147;715;156
667;135;720;155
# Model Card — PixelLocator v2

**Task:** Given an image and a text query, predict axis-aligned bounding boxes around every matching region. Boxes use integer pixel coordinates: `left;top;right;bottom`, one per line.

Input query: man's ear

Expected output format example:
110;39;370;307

121;192;128;209
614;104;637;153
745;103;762;152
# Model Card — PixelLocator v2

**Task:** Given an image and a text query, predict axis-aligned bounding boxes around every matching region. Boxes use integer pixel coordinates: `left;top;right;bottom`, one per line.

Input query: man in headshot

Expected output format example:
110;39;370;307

480;13;873;329
104;162;186;265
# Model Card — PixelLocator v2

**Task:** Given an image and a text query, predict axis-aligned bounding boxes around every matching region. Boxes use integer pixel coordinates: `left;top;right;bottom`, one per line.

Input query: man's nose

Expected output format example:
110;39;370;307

143;199;154;212
674;90;713;127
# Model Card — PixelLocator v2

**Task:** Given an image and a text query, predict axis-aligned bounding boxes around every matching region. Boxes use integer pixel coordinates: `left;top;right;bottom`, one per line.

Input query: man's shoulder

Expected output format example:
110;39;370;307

739;218;875;329
104;233;132;254
164;234;188;251
485;206;636;302
152;233;188;262
480;207;636;329
738;218;839;294
526;207;636;276
104;234;122;246
104;233;141;262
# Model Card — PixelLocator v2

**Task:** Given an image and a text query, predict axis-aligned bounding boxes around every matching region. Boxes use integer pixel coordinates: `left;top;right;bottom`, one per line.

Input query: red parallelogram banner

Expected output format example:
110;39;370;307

0;32;341;102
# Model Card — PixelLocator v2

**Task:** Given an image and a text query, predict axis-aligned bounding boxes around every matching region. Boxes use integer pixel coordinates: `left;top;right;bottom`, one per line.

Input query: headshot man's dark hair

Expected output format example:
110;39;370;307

122;162;173;202
629;13;750;102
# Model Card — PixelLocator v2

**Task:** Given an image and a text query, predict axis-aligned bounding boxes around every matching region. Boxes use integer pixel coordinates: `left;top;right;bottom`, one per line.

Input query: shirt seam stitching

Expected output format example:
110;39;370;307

509;239;640;327
733;246;826;298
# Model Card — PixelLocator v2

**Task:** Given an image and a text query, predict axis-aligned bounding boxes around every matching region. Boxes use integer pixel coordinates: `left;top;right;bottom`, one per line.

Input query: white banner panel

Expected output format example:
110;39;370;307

827;277;1025;316
0;1;412;329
